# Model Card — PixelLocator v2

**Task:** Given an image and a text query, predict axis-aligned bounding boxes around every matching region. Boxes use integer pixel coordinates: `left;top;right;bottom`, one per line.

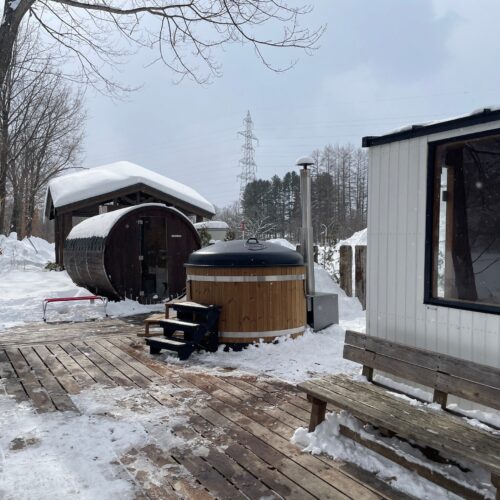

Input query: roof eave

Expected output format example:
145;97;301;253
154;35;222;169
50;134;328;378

48;182;214;220
362;108;500;148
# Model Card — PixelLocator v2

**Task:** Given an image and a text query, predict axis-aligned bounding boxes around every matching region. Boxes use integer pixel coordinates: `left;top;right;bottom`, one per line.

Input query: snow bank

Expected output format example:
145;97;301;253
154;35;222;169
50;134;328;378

0;234;162;331
46;161;215;215
292;410;494;499
317;228;367;284
0;384;201;499
0;233;54;272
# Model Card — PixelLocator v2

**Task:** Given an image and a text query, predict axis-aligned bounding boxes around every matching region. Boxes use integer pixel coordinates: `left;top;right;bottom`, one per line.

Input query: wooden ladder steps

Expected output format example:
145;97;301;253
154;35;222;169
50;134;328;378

159;319;202;338
145;337;195;360
147;303;221;360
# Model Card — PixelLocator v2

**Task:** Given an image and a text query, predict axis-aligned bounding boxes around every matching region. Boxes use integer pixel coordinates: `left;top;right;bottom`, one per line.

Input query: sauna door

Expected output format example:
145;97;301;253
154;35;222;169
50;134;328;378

140;216;168;300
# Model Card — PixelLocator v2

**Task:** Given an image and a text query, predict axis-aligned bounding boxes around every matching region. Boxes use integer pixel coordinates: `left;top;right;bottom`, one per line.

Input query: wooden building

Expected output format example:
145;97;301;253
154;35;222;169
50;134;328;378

64;204;200;301
44;161;214;265
363;108;500;386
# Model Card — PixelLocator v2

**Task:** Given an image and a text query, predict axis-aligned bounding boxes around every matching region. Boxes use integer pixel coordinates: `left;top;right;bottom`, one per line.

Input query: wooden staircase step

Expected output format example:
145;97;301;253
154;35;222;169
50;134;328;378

145;337;194;360
160;319;200;328
173;301;212;310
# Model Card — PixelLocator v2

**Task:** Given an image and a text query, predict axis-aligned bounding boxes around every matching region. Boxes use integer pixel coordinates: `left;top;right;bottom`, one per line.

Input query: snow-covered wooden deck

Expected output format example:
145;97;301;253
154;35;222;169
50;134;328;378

0;318;408;499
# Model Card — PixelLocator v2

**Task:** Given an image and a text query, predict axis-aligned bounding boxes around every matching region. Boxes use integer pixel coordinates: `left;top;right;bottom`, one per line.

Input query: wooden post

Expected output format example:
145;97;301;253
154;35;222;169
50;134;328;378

339;245;353;297
355;245;367;310
307;395;327;432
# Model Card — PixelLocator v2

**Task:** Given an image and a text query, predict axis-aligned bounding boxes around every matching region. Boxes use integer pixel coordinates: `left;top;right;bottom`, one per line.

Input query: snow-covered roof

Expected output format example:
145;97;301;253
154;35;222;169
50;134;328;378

193;220;229;230
67;203;194;240
46;161;215;215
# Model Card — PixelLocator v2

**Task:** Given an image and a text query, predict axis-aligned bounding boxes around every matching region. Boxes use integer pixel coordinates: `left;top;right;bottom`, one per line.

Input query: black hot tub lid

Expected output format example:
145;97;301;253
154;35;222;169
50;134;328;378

187;238;304;267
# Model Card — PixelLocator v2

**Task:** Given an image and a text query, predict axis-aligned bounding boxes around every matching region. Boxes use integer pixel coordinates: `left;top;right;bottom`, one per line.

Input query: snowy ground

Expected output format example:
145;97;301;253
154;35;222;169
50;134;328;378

1;232;496;500
0;384;205;500
0;234;162;331
160;264;365;383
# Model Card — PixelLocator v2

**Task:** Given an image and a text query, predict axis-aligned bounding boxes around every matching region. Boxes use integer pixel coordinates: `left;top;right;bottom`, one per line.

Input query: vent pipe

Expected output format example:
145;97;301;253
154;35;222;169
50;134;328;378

296;156;315;295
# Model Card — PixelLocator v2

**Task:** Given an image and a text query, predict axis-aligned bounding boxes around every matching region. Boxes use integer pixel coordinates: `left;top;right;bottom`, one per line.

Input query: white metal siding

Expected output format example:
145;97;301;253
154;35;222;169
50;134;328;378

367;121;500;370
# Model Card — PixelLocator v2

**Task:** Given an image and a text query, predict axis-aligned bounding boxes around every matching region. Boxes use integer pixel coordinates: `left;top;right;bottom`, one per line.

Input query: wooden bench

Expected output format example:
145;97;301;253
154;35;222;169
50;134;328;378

299;331;500;499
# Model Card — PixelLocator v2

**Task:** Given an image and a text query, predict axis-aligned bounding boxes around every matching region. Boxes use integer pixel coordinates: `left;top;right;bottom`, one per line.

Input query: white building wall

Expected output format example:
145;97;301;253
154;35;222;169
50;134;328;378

367;121;500;370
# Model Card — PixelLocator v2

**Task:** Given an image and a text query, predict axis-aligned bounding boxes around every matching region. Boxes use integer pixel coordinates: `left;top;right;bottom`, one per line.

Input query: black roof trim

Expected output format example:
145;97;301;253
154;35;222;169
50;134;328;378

362;108;500;147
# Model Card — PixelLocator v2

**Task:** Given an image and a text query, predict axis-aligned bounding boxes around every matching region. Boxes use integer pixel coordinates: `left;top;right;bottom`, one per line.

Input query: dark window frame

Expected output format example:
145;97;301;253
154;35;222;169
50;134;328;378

424;127;500;316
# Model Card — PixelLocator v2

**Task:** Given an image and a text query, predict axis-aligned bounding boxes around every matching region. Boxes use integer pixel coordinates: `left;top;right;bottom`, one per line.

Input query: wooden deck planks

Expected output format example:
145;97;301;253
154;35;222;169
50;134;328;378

5;348;55;412
0;328;409;500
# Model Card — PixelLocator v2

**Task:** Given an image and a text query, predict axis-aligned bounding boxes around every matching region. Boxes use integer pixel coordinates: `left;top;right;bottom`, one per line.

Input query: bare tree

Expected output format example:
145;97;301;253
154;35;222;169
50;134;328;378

215;200;242;236
243;216;276;240
0;1;323;96
1;26;84;237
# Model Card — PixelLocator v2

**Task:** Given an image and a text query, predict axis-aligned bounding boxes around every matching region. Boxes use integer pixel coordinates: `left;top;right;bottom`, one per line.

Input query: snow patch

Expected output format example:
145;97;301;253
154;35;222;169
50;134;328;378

0;384;199;500
8;0;21;10
266;238;297;250
292;410;495;499
193;220;229;230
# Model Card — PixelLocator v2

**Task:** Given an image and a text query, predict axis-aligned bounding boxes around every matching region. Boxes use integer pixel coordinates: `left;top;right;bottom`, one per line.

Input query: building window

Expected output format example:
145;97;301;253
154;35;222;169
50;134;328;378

427;131;500;313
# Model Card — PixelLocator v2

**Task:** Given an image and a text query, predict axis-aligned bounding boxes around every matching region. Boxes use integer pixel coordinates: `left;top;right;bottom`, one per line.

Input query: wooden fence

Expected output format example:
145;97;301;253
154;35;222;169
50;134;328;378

339;245;366;310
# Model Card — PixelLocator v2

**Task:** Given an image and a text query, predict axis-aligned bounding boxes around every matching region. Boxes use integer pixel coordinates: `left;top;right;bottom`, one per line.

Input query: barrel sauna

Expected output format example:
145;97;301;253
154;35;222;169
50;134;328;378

186;239;306;343
64;203;200;301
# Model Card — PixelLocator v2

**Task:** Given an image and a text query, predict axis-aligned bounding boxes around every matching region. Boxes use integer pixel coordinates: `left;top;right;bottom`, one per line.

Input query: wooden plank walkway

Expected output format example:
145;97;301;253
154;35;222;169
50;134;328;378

0;319;410;499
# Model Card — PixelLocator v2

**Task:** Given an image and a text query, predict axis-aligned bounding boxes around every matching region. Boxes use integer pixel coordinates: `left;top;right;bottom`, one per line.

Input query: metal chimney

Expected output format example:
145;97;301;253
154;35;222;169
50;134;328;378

296;155;339;331
296;156;315;295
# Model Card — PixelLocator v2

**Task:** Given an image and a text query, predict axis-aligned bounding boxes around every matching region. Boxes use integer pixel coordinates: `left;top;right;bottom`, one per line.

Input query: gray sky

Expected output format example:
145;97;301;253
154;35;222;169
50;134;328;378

82;0;500;208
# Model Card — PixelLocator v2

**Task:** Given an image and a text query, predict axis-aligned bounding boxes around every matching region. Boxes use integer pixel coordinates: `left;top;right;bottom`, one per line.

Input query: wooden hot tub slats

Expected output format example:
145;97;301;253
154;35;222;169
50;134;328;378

186;265;307;344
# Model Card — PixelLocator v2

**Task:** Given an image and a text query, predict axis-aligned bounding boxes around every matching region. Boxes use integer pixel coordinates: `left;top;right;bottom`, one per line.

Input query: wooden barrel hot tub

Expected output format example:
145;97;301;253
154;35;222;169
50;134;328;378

186;238;306;344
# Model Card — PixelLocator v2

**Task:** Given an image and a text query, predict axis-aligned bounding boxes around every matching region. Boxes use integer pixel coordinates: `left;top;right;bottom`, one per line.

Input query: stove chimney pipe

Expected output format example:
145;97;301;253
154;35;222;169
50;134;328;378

296;156;315;296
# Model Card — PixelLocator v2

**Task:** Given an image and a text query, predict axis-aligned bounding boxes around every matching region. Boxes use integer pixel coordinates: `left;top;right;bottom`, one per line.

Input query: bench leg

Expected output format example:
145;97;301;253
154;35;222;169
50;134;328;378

307;395;327;432
362;365;373;382
492;473;500;500
433;389;448;409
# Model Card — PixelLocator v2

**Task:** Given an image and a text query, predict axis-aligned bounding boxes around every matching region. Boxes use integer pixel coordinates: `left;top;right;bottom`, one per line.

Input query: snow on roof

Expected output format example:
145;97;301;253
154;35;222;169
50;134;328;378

384;106;500;136
193;220;229;230
67;203;195;240
47;161;215;215
67;205;140;240
364;106;500;147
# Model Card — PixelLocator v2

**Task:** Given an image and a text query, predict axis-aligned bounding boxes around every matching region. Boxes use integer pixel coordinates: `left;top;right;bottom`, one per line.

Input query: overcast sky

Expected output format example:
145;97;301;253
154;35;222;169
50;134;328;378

82;0;500;208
